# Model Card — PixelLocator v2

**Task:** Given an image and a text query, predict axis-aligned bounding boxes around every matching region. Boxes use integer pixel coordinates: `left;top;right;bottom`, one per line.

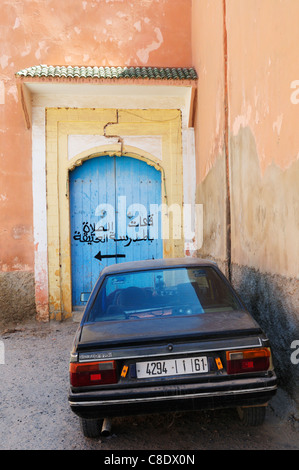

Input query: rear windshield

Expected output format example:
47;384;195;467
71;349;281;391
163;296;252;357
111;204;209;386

86;266;241;323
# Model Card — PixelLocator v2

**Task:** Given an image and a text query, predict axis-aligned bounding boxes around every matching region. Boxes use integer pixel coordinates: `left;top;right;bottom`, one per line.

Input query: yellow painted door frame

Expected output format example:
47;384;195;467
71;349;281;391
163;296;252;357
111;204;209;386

46;108;184;319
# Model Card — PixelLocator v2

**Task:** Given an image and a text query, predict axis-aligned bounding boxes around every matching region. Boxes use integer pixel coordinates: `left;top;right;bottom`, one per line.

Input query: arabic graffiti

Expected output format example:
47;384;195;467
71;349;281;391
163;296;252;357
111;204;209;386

96;233;154;246
73;220;155;246
128;214;154;227
73;222;100;245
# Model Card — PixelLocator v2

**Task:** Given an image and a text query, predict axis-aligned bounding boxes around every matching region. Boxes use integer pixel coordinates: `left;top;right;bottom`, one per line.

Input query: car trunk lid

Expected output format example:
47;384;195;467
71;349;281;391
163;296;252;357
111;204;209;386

77;310;262;351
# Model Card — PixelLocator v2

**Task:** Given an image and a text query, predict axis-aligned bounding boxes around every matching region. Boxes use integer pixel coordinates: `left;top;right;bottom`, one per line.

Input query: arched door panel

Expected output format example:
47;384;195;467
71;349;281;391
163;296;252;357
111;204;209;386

70;156;162;307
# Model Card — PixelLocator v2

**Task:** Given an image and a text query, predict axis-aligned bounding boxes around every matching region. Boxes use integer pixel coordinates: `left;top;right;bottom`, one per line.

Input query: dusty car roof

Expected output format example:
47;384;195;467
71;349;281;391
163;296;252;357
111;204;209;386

99;258;217;276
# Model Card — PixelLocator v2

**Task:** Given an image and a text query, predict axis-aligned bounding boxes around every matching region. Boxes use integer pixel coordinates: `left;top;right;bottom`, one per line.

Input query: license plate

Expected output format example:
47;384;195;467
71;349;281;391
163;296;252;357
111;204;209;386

136;356;208;378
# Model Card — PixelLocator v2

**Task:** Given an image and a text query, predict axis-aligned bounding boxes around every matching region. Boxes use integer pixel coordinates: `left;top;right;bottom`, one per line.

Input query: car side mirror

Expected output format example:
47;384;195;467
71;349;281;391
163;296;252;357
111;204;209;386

80;292;91;303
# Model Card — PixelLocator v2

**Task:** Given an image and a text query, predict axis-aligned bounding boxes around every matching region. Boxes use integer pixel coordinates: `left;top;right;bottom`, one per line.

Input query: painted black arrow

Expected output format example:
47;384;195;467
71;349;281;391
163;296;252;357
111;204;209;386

94;251;126;261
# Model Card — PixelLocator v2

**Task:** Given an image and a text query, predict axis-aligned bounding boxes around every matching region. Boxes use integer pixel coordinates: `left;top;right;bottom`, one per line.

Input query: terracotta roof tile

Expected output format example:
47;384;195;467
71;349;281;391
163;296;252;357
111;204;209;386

16;65;197;80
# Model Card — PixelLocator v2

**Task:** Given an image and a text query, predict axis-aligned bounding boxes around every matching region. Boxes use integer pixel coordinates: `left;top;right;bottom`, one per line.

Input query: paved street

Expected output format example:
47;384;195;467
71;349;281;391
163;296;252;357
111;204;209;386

0;319;298;451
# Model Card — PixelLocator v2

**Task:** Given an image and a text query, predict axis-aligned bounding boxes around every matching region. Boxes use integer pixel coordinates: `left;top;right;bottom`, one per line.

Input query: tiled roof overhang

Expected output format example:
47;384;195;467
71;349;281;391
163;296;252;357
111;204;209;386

15;65;198;129
16;65;197;80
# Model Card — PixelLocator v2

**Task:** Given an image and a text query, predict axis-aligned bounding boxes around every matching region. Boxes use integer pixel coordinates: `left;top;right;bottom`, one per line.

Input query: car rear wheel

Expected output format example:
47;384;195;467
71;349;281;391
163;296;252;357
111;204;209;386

79;417;102;438
237;406;266;426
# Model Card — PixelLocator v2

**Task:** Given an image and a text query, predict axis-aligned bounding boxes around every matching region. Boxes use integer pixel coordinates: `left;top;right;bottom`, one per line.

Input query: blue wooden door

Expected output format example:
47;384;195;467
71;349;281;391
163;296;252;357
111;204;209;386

70;156;162;307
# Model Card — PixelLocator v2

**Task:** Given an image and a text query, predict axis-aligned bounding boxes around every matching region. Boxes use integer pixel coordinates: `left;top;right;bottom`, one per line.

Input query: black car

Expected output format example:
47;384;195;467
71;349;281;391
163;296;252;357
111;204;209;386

68;258;277;438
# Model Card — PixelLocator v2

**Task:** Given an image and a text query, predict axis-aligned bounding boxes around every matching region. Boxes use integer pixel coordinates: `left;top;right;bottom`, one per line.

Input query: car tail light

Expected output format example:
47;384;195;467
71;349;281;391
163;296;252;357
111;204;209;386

226;348;271;375
70;361;117;387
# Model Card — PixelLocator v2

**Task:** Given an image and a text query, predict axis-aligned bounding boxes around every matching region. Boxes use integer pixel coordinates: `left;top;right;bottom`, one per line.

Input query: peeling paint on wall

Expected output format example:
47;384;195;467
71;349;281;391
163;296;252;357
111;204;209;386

137;27;164;64
272;114;283;136
0;55;10;70
7;85;18;103
0;82;4;104
232;105;252;136
230;126;299;278
0;0;192;280
192;0;299;405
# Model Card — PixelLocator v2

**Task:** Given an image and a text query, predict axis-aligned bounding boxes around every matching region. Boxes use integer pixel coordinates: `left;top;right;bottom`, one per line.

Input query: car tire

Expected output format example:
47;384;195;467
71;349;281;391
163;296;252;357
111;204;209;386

237;406;266;426
79;417;102;438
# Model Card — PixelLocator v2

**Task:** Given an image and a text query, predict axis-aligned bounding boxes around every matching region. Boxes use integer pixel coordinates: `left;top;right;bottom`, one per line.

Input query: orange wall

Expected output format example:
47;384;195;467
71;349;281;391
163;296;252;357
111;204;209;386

192;0;299;279
0;0;192;272
192;0;225;183
191;1;299;404
192;0;299;180
226;0;299;278
227;0;299;174
191;0;227;267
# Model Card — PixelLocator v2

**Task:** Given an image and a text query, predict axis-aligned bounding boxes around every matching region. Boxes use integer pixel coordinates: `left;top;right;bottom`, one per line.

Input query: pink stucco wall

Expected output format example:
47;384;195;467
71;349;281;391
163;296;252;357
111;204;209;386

192;0;299;279
192;0;225;183
192;0;299;404
0;0;192;273
192;0;299;180
227;0;299;174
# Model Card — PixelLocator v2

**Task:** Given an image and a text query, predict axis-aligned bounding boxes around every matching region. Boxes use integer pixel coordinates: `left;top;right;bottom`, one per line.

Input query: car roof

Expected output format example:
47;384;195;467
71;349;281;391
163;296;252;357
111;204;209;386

99;257;218;276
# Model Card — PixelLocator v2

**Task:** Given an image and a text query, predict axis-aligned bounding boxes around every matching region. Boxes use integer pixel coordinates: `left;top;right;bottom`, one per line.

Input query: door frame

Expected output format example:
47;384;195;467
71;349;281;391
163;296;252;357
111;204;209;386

65;151;168;317
46;108;185;319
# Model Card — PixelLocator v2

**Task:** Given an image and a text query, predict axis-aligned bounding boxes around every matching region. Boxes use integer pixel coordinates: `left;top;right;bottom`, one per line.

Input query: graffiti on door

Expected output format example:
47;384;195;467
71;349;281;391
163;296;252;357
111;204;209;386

69;155;163;306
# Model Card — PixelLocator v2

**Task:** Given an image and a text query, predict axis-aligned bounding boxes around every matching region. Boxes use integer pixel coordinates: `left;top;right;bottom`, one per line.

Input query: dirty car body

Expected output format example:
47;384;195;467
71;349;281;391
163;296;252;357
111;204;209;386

68;258;277;434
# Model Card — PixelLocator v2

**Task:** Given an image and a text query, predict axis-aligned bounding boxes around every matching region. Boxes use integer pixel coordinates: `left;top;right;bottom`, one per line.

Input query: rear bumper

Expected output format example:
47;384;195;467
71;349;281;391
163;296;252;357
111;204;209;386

69;374;277;419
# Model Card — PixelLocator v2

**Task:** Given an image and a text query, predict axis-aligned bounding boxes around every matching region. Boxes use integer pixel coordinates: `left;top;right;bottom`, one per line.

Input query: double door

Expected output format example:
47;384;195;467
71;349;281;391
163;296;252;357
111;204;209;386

70;156;162;306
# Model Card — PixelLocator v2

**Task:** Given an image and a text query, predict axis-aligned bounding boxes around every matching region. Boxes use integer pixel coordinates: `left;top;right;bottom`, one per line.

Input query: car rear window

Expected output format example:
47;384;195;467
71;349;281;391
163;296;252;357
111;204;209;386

86;266;242;323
